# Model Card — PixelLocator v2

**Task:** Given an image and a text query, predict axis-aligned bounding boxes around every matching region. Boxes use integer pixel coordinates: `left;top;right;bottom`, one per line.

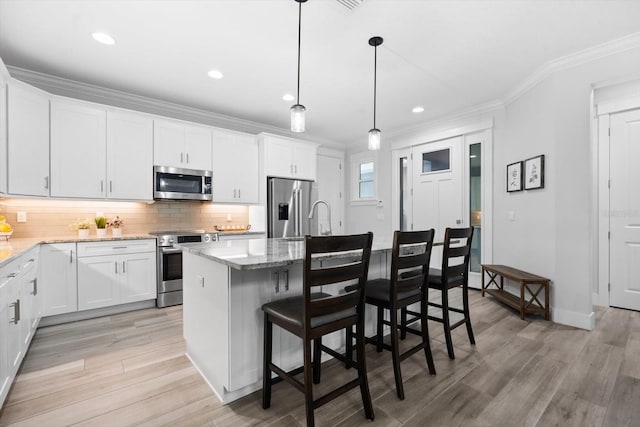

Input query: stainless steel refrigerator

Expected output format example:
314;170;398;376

267;177;315;238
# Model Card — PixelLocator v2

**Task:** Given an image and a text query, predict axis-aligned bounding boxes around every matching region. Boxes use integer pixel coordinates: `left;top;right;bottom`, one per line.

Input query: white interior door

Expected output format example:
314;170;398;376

412;137;463;266
610;109;640;311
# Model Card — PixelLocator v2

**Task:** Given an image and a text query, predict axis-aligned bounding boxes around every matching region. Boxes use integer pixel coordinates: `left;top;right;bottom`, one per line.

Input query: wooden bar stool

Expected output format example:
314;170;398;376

261;233;375;427
423;226;475;360
346;230;437;400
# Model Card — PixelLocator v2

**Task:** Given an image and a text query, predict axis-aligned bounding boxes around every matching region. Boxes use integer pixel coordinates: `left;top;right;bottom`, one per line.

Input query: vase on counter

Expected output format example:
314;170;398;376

78;229;90;239
111;228;122;237
96;228;107;238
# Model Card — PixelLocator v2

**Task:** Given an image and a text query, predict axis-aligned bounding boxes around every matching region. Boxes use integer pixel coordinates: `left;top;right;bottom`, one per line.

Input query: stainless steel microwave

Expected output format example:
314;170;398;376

153;166;213;201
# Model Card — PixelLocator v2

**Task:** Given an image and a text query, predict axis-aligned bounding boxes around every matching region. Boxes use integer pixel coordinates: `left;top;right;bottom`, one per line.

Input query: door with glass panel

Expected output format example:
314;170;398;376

412;137;463;268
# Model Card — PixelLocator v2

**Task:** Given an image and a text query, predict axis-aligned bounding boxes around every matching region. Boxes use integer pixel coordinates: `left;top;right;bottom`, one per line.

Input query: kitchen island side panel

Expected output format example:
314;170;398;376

183;251;229;399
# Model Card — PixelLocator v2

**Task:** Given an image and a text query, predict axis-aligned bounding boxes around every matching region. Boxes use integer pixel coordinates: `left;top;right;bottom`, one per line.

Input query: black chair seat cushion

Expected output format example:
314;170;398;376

262;292;356;329
427;268;463;289
364;278;421;303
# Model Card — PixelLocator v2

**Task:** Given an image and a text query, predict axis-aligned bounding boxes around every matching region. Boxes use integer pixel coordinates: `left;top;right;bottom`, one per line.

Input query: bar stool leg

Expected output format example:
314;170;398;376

390;307;405;400
462;286;475;345
262;313;273;409
376;306;384;352
441;288;455;360
400;307;407;340
303;338;315;427
344;326;353;369
356;319;375;420
313;337;322;384
421;299;436;375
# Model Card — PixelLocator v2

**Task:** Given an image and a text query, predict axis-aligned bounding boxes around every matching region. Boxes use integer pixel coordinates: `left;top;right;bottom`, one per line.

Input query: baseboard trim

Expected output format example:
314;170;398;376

552;307;595;331
39;300;157;327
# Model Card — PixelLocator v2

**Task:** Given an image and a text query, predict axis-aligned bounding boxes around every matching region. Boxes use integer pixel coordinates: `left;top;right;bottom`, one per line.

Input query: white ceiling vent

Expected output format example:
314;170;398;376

335;0;365;11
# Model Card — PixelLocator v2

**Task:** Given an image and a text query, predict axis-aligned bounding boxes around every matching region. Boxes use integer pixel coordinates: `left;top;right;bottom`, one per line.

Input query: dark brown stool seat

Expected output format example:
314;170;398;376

261;233;375;427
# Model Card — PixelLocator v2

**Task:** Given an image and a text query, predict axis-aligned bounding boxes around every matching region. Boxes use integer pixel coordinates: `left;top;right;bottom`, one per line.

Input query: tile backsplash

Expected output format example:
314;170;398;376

0;198;250;238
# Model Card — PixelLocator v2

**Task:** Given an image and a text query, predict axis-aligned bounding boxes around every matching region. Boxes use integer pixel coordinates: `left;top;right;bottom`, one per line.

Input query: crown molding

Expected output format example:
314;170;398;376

503;32;640;106
380;99;503;145
6;66;339;148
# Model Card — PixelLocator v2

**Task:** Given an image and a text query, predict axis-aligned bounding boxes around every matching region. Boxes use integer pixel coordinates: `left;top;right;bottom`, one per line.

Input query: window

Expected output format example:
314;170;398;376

359;161;374;199
350;153;377;203
422;148;450;173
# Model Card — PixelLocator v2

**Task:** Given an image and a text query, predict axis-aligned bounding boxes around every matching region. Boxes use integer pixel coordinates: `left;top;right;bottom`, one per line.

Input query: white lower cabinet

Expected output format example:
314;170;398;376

40;243;78;316
1;249;41;408
77;240;156;311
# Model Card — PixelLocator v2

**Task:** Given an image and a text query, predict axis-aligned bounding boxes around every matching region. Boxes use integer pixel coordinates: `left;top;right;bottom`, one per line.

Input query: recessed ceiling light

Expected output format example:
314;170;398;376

92;32;115;45
207;69;224;79
412;106;425;113
282;94;295;102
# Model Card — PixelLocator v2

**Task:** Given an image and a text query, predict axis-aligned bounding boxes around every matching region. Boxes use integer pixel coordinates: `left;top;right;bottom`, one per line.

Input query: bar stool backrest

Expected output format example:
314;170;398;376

390;230;435;301
441;227;474;287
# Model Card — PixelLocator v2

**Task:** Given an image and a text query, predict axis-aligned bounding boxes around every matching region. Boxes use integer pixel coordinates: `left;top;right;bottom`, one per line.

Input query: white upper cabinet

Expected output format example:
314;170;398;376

154;119;212;171
212;129;259;203
50;98;106;198
0;61;8;194
106;111;153;200
262;134;317;181
7;80;50;197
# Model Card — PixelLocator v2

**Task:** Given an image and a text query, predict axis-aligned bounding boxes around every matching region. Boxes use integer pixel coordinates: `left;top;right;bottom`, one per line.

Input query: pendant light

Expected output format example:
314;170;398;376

368;36;383;150
291;0;307;133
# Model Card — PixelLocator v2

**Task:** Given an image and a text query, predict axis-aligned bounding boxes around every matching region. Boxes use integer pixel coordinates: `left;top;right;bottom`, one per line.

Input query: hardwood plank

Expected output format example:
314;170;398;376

602;375;640;426
535;391;606;427
620;337;640;380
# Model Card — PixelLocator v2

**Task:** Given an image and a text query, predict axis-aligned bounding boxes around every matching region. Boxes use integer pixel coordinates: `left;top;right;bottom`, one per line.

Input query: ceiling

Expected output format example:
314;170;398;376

1;0;639;148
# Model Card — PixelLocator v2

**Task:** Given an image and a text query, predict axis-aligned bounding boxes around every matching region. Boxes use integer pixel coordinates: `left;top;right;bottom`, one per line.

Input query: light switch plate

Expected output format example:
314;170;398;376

17;211;27;222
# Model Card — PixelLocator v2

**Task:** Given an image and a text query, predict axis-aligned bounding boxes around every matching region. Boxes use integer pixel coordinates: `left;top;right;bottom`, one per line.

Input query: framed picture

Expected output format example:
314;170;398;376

524;155;545;190
506;161;523;192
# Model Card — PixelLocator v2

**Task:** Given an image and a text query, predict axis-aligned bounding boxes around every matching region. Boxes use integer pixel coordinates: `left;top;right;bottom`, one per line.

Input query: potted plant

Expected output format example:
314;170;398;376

94;216;108;238
108;216;124;237
71;218;92;239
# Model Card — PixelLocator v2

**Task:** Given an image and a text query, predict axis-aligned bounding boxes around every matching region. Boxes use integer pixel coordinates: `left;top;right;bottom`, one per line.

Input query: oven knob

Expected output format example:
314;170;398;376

168;239;174;244
204;235;210;242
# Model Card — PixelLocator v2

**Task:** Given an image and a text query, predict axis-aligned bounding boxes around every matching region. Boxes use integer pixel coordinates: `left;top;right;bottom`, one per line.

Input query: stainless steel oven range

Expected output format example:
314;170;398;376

150;231;218;308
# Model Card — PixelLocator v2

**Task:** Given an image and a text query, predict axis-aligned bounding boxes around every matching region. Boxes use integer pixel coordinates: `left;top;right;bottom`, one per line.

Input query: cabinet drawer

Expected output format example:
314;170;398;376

77;239;156;257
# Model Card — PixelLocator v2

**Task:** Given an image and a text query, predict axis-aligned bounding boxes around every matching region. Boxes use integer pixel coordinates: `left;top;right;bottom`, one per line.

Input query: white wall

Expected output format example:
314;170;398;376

345;45;640;330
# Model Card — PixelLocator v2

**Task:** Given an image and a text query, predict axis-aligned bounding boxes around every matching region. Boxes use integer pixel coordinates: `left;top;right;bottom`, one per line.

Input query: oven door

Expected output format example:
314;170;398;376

158;247;183;292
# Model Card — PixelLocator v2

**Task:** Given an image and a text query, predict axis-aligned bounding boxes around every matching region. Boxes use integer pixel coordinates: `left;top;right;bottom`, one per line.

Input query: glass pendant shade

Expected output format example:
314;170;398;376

291;104;306;132
368;128;381;151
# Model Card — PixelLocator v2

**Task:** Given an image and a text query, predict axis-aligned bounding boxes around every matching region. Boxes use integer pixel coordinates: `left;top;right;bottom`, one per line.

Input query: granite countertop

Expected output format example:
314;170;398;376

0;234;156;267
179;237;394;271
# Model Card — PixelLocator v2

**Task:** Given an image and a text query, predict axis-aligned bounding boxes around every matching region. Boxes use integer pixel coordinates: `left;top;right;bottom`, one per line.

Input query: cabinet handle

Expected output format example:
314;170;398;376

238;189;241;199
69;250;73;263
123;260;126;274
186;153;189;164
274;271;280;294
294;165;297;174
7;273;17;279
115;261;118;274
32;278;38;296
44;176;49;190
290;164;294;174
101;180;104;193
283;269;289;291
112;246;128;250
110;181;113;193
10;299;20;324
181;152;184;163
233;189;237;198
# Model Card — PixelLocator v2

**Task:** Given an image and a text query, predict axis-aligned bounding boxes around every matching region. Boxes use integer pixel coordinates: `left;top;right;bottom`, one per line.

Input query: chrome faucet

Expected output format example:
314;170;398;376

308;200;332;236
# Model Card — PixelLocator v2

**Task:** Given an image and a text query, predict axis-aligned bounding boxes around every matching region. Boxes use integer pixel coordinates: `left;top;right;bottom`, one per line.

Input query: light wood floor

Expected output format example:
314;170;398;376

1;290;639;427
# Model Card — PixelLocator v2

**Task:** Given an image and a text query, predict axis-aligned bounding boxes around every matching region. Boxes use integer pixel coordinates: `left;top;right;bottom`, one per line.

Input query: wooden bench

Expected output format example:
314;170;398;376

481;264;550;320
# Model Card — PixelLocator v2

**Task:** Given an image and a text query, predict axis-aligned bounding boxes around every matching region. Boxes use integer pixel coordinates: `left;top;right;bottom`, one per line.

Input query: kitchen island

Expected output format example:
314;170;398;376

179;237;393;404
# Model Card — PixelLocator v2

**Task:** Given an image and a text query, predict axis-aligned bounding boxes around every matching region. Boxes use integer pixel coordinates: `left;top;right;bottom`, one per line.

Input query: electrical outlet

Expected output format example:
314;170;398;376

227;213;232;221
96;211;104;217
16;211;27;223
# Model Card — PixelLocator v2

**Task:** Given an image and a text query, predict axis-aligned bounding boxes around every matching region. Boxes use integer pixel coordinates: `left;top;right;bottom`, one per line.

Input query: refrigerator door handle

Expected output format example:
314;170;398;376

269;179;276;237
296;188;302;236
